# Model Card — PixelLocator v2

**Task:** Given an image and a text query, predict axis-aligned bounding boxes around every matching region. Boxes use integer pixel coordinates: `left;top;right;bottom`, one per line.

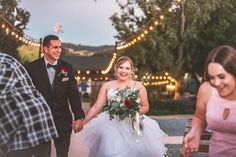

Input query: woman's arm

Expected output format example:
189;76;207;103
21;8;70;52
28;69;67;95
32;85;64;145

83;83;108;125
182;82;211;156
190;82;210;135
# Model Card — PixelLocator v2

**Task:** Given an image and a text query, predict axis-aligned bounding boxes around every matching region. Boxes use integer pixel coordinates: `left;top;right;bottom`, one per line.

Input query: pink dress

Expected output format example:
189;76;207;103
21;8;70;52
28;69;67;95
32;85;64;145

206;87;236;157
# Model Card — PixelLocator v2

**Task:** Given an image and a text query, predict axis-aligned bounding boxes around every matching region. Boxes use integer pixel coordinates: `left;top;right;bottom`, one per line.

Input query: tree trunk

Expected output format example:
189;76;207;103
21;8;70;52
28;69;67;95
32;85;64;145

174;0;186;97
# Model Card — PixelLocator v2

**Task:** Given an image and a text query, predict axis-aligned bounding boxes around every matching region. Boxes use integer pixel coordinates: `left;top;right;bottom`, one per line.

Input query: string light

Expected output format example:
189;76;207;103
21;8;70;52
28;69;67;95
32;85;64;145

100;0;182;76
0;14;40;47
0;1;182;82
116;0;182;51
141;72;178;89
74;70;178;92
101;52;117;74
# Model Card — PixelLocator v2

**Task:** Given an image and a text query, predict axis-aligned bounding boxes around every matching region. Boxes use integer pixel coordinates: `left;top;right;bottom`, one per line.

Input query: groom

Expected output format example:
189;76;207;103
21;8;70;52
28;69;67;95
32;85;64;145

26;35;85;157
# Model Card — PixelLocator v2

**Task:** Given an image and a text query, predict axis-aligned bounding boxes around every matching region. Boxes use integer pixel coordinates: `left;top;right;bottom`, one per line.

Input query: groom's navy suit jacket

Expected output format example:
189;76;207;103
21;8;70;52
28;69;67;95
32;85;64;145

26;57;85;132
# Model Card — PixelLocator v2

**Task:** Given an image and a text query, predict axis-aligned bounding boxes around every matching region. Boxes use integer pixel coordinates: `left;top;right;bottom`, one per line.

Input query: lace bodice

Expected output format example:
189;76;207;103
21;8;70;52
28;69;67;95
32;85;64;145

107;88;139;101
107;88;118;100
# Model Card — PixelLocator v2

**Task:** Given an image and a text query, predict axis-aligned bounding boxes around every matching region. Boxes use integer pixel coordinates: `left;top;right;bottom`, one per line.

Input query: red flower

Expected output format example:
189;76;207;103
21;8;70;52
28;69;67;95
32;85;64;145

61;67;67;73
58;67;68;77
124;99;133;109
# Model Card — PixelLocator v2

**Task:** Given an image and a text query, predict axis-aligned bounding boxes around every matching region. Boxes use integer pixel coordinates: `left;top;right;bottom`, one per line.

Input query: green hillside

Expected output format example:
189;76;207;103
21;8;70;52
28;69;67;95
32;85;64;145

17;45;39;63
17;43;114;63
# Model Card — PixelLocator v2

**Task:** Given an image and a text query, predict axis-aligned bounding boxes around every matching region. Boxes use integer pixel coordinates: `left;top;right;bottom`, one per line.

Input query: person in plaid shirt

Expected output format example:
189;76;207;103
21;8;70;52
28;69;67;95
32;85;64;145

0;52;58;157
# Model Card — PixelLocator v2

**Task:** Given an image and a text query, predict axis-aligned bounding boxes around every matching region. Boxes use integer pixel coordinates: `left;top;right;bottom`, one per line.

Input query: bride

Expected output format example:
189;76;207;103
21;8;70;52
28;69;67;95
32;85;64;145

78;56;167;157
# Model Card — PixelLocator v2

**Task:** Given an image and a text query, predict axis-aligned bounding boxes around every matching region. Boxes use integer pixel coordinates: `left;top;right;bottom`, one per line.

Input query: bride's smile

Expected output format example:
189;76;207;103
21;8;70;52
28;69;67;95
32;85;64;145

116;61;132;81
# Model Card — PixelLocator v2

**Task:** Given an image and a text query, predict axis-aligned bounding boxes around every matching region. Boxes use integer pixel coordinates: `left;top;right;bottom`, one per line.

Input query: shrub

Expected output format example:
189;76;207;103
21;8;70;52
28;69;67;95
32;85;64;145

147;98;196;115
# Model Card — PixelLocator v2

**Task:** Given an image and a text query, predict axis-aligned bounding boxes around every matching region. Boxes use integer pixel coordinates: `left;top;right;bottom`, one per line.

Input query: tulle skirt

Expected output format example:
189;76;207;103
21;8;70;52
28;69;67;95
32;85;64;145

77;112;167;157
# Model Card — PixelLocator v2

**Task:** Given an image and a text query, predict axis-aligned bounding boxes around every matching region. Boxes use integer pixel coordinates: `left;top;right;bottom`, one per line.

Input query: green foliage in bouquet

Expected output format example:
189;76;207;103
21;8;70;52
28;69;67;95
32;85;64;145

104;86;141;120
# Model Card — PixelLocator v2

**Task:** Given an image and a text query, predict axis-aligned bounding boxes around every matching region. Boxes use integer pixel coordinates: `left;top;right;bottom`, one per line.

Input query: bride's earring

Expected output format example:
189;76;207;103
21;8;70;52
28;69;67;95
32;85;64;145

114;73;117;79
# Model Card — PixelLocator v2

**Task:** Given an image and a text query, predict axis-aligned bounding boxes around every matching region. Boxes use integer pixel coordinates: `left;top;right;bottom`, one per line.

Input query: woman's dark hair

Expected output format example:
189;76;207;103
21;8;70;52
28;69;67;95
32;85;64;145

204;45;236;81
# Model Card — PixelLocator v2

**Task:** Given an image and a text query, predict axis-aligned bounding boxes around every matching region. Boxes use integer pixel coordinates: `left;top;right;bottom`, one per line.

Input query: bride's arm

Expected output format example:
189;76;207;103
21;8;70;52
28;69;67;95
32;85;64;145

139;84;149;115
83;84;108;125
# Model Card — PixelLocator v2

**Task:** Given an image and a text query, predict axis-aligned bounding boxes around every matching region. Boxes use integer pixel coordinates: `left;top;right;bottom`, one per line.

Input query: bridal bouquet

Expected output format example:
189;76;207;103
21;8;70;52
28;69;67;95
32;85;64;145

104;86;143;135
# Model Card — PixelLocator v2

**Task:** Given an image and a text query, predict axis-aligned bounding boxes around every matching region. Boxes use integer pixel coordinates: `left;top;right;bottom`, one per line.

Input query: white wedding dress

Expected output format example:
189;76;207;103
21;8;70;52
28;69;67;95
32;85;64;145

78;89;167;157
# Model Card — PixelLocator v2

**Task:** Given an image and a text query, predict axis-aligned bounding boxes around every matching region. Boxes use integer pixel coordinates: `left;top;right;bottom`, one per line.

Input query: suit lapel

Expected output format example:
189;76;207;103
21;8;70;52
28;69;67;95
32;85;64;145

52;60;62;92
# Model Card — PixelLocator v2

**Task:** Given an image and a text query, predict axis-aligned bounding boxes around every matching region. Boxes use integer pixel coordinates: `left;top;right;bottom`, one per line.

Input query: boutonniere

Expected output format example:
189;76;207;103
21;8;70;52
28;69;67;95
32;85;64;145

58;66;68;77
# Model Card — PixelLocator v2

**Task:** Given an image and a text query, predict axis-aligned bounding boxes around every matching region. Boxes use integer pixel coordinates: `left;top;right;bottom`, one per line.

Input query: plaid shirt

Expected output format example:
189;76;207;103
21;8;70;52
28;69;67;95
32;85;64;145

0;53;58;157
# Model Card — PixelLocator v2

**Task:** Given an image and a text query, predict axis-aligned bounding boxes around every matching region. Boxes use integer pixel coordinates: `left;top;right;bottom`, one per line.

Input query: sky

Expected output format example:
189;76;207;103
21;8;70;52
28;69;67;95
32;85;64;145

19;0;120;46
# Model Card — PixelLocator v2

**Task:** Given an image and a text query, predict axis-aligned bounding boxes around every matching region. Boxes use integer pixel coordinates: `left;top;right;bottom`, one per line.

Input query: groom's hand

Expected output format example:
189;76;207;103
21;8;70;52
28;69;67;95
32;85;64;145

72;119;83;133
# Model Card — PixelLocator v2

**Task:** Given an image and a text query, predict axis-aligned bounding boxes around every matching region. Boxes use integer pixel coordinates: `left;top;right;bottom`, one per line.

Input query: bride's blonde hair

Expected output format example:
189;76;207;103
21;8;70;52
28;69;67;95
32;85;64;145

114;56;135;78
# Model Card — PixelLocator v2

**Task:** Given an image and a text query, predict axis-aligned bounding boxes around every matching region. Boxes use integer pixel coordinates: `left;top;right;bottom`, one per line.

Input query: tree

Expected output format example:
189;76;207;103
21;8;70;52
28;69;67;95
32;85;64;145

0;0;30;59
189;0;236;80
111;0;236;83
111;0;176;77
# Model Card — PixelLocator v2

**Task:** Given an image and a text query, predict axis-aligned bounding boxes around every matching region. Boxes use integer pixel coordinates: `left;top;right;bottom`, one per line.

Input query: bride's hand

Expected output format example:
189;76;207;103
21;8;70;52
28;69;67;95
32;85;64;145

72;119;83;133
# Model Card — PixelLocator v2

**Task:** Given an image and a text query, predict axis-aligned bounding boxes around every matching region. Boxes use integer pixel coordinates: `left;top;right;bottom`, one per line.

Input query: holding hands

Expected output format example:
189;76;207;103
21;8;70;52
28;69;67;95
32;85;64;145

72;119;83;133
181;131;201;157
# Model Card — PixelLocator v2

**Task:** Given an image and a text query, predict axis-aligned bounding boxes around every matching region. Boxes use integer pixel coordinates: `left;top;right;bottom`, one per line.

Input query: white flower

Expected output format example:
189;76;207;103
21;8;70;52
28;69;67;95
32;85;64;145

120;102;125;107
116;97;121;102
136;98;141;104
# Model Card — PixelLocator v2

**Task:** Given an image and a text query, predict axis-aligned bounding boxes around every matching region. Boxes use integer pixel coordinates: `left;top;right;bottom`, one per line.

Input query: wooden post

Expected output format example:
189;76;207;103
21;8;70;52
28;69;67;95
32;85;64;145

38;38;42;58
115;41;118;54
90;81;103;106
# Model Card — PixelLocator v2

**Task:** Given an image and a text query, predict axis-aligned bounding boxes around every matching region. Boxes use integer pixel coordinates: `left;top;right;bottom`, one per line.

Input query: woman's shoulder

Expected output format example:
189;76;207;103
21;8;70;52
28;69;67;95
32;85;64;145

198;81;212;101
199;82;212;92
101;80;116;89
104;80;116;85
132;81;145;89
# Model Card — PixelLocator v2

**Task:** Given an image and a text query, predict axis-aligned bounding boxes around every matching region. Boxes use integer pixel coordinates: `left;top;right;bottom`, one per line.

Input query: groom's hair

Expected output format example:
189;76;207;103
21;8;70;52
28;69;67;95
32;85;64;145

42;35;60;47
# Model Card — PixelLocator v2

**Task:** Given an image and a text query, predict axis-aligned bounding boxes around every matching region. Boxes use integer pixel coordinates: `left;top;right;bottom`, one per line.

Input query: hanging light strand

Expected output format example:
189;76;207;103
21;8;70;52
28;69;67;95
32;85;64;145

101;0;182;75
0;13;40;47
116;0;181;51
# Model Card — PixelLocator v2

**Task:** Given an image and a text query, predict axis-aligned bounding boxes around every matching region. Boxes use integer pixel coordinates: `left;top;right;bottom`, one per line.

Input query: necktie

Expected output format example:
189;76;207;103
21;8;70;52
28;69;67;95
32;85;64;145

47;63;57;69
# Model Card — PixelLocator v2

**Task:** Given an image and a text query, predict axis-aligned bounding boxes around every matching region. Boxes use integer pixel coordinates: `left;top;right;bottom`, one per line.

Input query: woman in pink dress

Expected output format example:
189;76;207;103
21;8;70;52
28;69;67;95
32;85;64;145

182;45;236;157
